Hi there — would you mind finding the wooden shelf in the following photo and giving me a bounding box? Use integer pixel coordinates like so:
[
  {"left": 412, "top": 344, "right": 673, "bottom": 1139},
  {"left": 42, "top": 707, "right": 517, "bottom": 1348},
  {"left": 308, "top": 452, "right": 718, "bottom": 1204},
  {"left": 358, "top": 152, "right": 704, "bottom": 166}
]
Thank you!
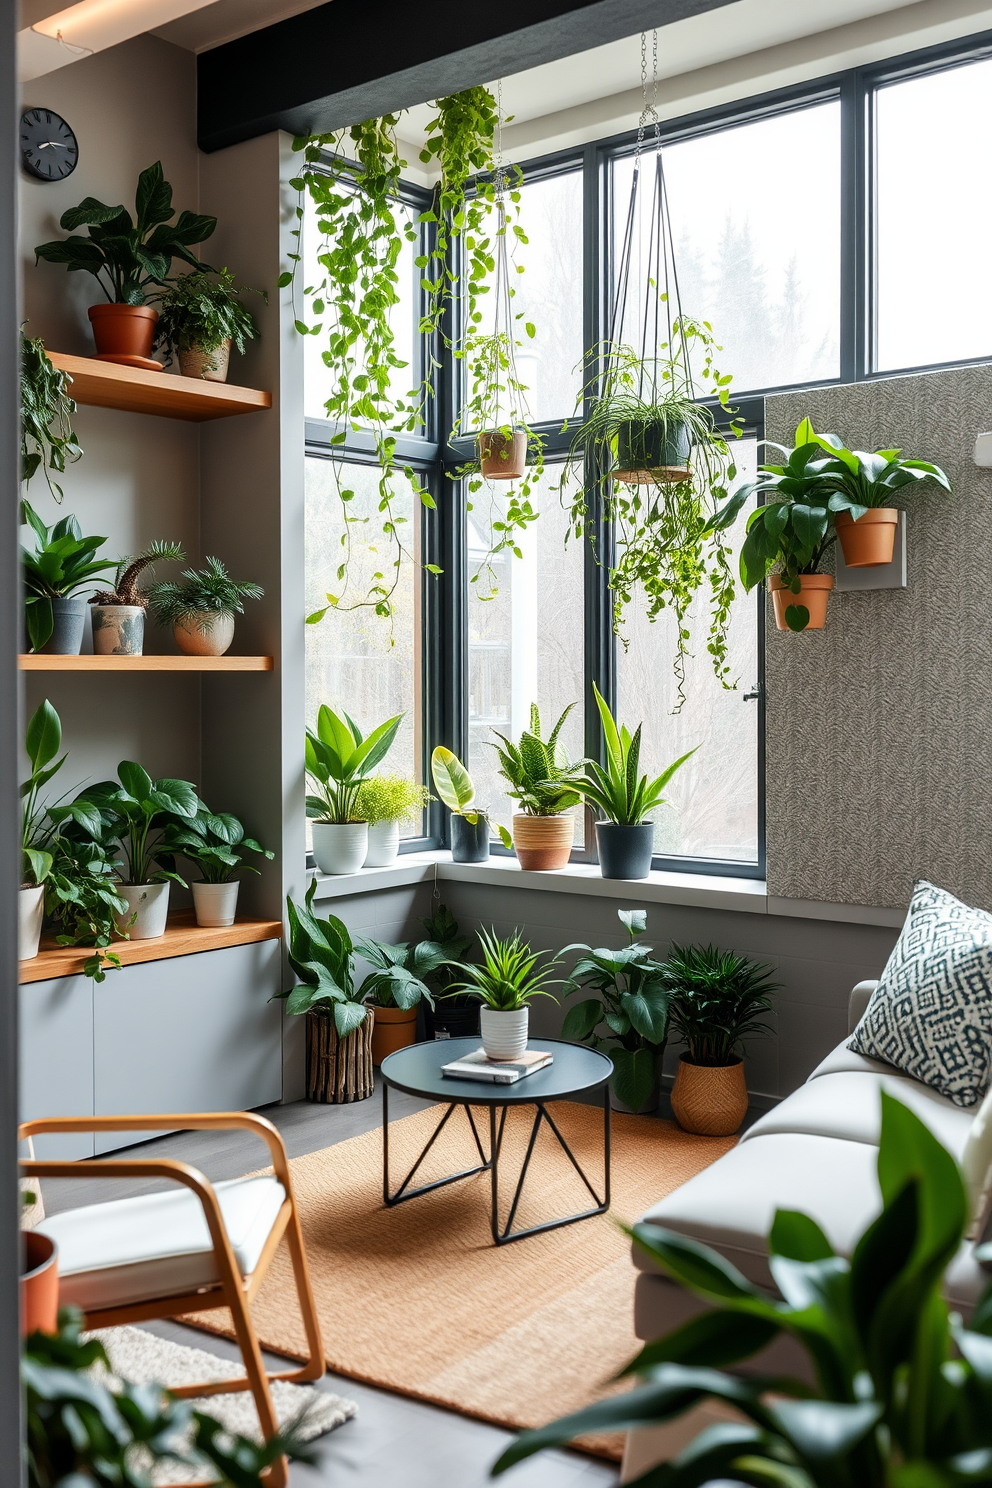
[
  {"left": 20, "top": 654, "right": 273, "bottom": 672},
  {"left": 49, "top": 353, "right": 272, "bottom": 422},
  {"left": 20, "top": 911, "right": 282, "bottom": 984}
]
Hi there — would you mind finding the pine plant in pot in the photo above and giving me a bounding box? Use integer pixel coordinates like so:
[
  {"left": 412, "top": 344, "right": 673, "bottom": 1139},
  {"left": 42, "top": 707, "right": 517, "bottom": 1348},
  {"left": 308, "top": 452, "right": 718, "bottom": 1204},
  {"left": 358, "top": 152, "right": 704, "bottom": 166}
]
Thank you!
[
  {"left": 146, "top": 556, "right": 263, "bottom": 657},
  {"left": 20, "top": 332, "right": 82, "bottom": 505},
  {"left": 20, "top": 500, "right": 117, "bottom": 656},
  {"left": 160, "top": 807, "right": 272, "bottom": 927},
  {"left": 357, "top": 936, "right": 445, "bottom": 1063},
  {"left": 445, "top": 928, "right": 557, "bottom": 1062},
  {"left": 559, "top": 909, "right": 671, "bottom": 1113},
  {"left": 34, "top": 161, "right": 216, "bottom": 368},
  {"left": 305, "top": 705, "right": 403, "bottom": 874},
  {"left": 664, "top": 942, "right": 778, "bottom": 1136},
  {"left": 431, "top": 746, "right": 491, "bottom": 863},
  {"left": 581, "top": 685, "right": 696, "bottom": 880},
  {"left": 89, "top": 540, "right": 185, "bottom": 656},
  {"left": 156, "top": 266, "right": 264, "bottom": 382},
  {"left": 492, "top": 703, "right": 584, "bottom": 870},
  {"left": 354, "top": 775, "right": 432, "bottom": 867}
]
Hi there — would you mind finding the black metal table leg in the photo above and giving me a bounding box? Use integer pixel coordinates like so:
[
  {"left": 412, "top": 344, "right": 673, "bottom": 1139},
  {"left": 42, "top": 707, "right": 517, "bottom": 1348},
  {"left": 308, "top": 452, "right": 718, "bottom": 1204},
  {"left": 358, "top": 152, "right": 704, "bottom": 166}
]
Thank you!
[
  {"left": 382, "top": 1096, "right": 491, "bottom": 1207},
  {"left": 489, "top": 1098, "right": 612, "bottom": 1246}
]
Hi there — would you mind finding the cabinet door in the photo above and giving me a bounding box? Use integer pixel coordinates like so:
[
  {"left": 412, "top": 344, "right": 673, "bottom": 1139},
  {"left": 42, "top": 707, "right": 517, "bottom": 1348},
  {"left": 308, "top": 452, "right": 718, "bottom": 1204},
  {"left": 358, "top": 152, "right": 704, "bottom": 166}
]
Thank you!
[
  {"left": 20, "top": 977, "right": 95, "bottom": 1160},
  {"left": 93, "top": 940, "right": 282, "bottom": 1154}
]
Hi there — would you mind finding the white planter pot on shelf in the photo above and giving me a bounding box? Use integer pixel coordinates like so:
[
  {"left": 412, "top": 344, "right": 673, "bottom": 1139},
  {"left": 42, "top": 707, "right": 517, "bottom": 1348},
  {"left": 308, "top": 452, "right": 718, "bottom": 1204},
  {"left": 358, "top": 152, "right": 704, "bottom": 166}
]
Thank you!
[
  {"left": 192, "top": 880, "right": 239, "bottom": 927},
  {"left": 312, "top": 822, "right": 368, "bottom": 875},
  {"left": 363, "top": 819, "right": 400, "bottom": 868},
  {"left": 174, "top": 610, "right": 235, "bottom": 657},
  {"left": 19, "top": 885, "right": 45, "bottom": 961},
  {"left": 480, "top": 1006, "right": 529, "bottom": 1062},
  {"left": 115, "top": 882, "right": 170, "bottom": 940}
]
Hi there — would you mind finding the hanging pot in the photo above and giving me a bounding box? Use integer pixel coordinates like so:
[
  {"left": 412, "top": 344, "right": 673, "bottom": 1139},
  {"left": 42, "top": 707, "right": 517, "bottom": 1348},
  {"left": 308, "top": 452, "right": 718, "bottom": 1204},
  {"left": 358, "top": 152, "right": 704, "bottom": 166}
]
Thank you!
[
  {"left": 21, "top": 1231, "right": 58, "bottom": 1337},
  {"left": 671, "top": 1054, "right": 748, "bottom": 1136},
  {"left": 306, "top": 1007, "right": 374, "bottom": 1102},
  {"left": 835, "top": 508, "right": 899, "bottom": 568},
  {"left": 370, "top": 1004, "right": 418, "bottom": 1064},
  {"left": 192, "top": 880, "right": 239, "bottom": 927},
  {"left": 312, "top": 822, "right": 369, "bottom": 875},
  {"left": 595, "top": 821, "right": 655, "bottom": 880},
  {"left": 478, "top": 429, "right": 527, "bottom": 480},
  {"left": 115, "top": 882, "right": 170, "bottom": 939},
  {"left": 174, "top": 611, "right": 235, "bottom": 657},
  {"left": 178, "top": 338, "right": 231, "bottom": 383},
  {"left": 768, "top": 574, "right": 833, "bottom": 632},
  {"left": 91, "top": 604, "right": 145, "bottom": 656},
  {"left": 42, "top": 595, "right": 88, "bottom": 656},
  {"left": 88, "top": 303, "right": 162, "bottom": 369},
  {"left": 451, "top": 812, "right": 490, "bottom": 863},
  {"left": 614, "top": 420, "right": 692, "bottom": 484},
  {"left": 480, "top": 1006, "right": 529, "bottom": 1061},
  {"left": 19, "top": 885, "right": 46, "bottom": 961},
  {"left": 512, "top": 812, "right": 573, "bottom": 870},
  {"left": 364, "top": 820, "right": 400, "bottom": 868}
]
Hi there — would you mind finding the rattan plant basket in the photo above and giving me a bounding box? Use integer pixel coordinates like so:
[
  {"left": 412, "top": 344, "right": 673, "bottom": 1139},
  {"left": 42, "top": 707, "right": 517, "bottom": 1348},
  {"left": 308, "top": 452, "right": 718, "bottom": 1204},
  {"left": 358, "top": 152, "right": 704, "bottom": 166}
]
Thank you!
[
  {"left": 670, "top": 1055, "right": 748, "bottom": 1136},
  {"left": 307, "top": 1007, "right": 374, "bottom": 1103}
]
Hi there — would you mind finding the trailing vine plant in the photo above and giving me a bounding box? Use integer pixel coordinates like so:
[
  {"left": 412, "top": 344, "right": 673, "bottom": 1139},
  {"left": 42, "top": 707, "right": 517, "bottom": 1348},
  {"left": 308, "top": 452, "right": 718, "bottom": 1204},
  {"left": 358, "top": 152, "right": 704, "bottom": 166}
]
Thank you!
[{"left": 21, "top": 332, "right": 82, "bottom": 502}]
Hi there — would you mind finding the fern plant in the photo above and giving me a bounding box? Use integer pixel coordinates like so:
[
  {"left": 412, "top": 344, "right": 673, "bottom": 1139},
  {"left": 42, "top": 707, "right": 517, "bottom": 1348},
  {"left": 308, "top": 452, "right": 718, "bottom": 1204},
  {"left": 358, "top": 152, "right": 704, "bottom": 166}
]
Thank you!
[
  {"left": 146, "top": 557, "right": 263, "bottom": 629},
  {"left": 492, "top": 703, "right": 584, "bottom": 817}
]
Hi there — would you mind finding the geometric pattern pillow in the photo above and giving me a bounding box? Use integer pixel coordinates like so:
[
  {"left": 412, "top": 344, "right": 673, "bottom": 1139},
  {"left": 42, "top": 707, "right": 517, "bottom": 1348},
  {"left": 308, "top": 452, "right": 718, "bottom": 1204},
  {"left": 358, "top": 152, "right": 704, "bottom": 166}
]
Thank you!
[{"left": 849, "top": 880, "right": 992, "bottom": 1108}]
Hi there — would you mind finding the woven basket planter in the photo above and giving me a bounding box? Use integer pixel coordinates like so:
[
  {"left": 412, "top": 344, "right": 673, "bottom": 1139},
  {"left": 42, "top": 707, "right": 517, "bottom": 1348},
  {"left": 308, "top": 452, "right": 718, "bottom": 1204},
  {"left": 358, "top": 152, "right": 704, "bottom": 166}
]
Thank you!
[
  {"left": 670, "top": 1055, "right": 748, "bottom": 1136},
  {"left": 306, "top": 1008, "right": 374, "bottom": 1103}
]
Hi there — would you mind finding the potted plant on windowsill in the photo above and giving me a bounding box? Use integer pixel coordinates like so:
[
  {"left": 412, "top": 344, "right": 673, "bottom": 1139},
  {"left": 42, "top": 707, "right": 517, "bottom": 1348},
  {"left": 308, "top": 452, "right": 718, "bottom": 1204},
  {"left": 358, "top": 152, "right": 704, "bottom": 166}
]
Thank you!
[
  {"left": 306, "top": 705, "right": 403, "bottom": 874},
  {"left": 20, "top": 500, "right": 117, "bottom": 656},
  {"left": 492, "top": 703, "right": 583, "bottom": 870},
  {"left": 156, "top": 266, "right": 265, "bottom": 383},
  {"left": 161, "top": 807, "right": 273, "bottom": 926},
  {"left": 445, "top": 928, "right": 557, "bottom": 1062},
  {"left": 354, "top": 775, "right": 432, "bottom": 868},
  {"left": 89, "top": 540, "right": 185, "bottom": 656},
  {"left": 558, "top": 908, "right": 671, "bottom": 1113},
  {"left": 357, "top": 937, "right": 444, "bottom": 1063},
  {"left": 580, "top": 685, "right": 696, "bottom": 880},
  {"left": 664, "top": 943, "right": 778, "bottom": 1135},
  {"left": 431, "top": 746, "right": 491, "bottom": 863},
  {"left": 34, "top": 161, "right": 216, "bottom": 368},
  {"left": 21, "top": 332, "right": 82, "bottom": 505},
  {"left": 146, "top": 556, "right": 263, "bottom": 658}
]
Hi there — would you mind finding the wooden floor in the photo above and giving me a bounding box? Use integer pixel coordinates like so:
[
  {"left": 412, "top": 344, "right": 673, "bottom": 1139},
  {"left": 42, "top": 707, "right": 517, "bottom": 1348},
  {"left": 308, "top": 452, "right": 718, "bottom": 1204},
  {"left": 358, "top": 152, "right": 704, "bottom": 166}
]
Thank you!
[{"left": 41, "top": 1091, "right": 621, "bottom": 1488}]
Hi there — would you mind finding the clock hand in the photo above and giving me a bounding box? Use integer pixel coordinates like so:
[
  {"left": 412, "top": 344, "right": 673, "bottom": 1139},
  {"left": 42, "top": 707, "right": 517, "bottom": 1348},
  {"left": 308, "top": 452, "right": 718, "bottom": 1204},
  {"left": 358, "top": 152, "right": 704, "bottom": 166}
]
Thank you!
[{"left": 38, "top": 141, "right": 69, "bottom": 150}]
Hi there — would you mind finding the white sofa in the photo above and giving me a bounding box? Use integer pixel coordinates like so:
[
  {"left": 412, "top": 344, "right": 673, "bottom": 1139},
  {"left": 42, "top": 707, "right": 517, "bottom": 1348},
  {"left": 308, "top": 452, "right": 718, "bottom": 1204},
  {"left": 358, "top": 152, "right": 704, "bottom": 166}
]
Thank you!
[{"left": 633, "top": 980, "right": 989, "bottom": 1358}]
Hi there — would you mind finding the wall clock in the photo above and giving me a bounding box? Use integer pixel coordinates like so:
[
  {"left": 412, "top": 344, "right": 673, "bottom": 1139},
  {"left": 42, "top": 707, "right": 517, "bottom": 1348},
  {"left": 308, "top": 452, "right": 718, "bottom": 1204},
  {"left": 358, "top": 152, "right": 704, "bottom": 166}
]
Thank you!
[{"left": 20, "top": 108, "right": 79, "bottom": 182}]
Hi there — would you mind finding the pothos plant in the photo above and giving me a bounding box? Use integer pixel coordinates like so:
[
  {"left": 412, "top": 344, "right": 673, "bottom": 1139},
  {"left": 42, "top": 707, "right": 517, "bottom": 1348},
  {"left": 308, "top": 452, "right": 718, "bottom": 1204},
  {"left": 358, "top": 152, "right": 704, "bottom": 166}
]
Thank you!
[{"left": 20, "top": 333, "right": 82, "bottom": 503}]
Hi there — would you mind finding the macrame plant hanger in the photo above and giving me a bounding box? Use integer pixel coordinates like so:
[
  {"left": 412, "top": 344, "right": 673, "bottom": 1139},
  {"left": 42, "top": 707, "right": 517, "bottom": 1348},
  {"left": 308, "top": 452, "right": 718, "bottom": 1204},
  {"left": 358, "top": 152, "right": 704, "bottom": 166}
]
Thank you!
[{"left": 609, "top": 29, "right": 694, "bottom": 486}]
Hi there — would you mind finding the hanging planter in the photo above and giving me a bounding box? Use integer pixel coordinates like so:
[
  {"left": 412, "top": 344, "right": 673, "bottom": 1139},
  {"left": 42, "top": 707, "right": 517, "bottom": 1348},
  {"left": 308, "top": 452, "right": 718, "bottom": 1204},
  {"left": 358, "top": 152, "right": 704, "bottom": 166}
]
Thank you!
[
  {"left": 477, "top": 428, "right": 527, "bottom": 480},
  {"left": 613, "top": 419, "right": 692, "bottom": 485},
  {"left": 768, "top": 574, "right": 834, "bottom": 632}
]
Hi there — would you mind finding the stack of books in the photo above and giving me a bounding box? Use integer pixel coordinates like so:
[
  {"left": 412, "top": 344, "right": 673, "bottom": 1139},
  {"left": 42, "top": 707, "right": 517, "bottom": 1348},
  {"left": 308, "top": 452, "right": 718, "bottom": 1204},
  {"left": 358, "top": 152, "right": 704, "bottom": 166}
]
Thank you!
[{"left": 441, "top": 1048, "right": 554, "bottom": 1085}]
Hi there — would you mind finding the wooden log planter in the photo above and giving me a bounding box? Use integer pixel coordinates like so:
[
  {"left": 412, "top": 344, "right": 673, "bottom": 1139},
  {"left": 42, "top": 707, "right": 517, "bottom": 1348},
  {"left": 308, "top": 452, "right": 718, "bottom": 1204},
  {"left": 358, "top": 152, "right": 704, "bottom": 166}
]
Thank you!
[{"left": 306, "top": 1008, "right": 375, "bottom": 1103}]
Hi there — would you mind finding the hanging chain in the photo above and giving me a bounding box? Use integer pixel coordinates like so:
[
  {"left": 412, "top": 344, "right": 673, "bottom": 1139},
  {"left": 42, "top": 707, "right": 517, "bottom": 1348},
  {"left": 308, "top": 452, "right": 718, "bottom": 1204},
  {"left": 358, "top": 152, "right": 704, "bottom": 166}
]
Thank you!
[
  {"left": 636, "top": 30, "right": 660, "bottom": 156},
  {"left": 494, "top": 77, "right": 507, "bottom": 199}
]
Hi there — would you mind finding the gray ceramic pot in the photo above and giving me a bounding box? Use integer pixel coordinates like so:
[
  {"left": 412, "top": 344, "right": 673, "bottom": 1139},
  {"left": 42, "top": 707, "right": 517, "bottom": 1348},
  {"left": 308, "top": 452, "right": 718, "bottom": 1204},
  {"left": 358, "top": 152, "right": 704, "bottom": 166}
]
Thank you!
[
  {"left": 595, "top": 820, "right": 655, "bottom": 880},
  {"left": 42, "top": 595, "right": 88, "bottom": 655},
  {"left": 450, "top": 812, "right": 490, "bottom": 863}
]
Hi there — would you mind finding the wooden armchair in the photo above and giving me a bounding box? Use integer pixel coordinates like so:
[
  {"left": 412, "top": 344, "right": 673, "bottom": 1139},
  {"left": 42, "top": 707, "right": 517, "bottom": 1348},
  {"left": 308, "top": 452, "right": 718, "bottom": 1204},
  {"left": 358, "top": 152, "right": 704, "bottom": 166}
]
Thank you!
[{"left": 20, "top": 1112, "right": 325, "bottom": 1488}]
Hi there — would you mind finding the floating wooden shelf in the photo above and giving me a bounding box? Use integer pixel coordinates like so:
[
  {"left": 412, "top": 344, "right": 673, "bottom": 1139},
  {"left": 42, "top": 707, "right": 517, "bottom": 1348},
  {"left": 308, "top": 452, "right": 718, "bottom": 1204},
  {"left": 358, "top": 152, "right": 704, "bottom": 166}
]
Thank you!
[
  {"left": 49, "top": 352, "right": 272, "bottom": 422},
  {"left": 20, "top": 654, "right": 274, "bottom": 672},
  {"left": 19, "top": 911, "right": 283, "bottom": 984}
]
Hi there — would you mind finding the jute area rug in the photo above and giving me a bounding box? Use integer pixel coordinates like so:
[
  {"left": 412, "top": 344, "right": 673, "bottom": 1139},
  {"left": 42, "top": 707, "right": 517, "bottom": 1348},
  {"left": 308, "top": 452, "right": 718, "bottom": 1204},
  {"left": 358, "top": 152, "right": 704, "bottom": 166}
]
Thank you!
[{"left": 185, "top": 1101, "right": 734, "bottom": 1460}]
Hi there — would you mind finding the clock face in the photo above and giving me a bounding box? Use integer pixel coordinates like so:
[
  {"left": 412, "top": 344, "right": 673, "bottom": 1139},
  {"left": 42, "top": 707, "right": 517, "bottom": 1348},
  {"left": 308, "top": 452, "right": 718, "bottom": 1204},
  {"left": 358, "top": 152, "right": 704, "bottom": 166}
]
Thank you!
[{"left": 21, "top": 108, "right": 78, "bottom": 182}]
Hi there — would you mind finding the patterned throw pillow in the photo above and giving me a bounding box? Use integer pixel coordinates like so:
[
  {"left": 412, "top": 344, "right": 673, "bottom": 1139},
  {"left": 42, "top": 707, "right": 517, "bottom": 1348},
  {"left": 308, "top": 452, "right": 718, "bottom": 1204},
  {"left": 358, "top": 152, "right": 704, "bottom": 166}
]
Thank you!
[{"left": 849, "top": 880, "right": 992, "bottom": 1108}]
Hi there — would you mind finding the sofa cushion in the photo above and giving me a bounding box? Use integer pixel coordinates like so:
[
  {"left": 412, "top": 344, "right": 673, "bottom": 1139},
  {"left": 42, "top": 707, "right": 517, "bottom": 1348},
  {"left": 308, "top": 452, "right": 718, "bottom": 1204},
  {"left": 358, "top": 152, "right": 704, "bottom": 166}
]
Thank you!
[
  {"left": 37, "top": 1174, "right": 285, "bottom": 1311},
  {"left": 808, "top": 1041, "right": 904, "bottom": 1082},
  {"left": 742, "top": 1071, "right": 974, "bottom": 1160},
  {"left": 849, "top": 880, "right": 992, "bottom": 1108}
]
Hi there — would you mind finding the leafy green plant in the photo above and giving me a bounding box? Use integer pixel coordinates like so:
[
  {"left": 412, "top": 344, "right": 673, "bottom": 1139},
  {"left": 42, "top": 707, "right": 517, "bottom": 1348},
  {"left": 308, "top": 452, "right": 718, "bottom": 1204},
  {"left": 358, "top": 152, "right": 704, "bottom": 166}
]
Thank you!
[
  {"left": 664, "top": 943, "right": 778, "bottom": 1067},
  {"left": 445, "top": 927, "right": 557, "bottom": 1012},
  {"left": 156, "top": 265, "right": 264, "bottom": 363},
  {"left": 20, "top": 332, "right": 82, "bottom": 502},
  {"left": 147, "top": 556, "right": 263, "bottom": 630},
  {"left": 581, "top": 684, "right": 696, "bottom": 826},
  {"left": 419, "top": 902, "right": 474, "bottom": 1009},
  {"left": 34, "top": 161, "right": 216, "bottom": 305},
  {"left": 431, "top": 746, "right": 490, "bottom": 826},
  {"left": 305, "top": 705, "right": 403, "bottom": 824},
  {"left": 161, "top": 807, "right": 272, "bottom": 884},
  {"left": 20, "top": 499, "right": 117, "bottom": 652},
  {"left": 356, "top": 937, "right": 445, "bottom": 1010},
  {"left": 278, "top": 879, "right": 371, "bottom": 1036},
  {"left": 21, "top": 699, "right": 64, "bottom": 888},
  {"left": 65, "top": 765, "right": 200, "bottom": 887},
  {"left": 558, "top": 908, "right": 671, "bottom": 1112},
  {"left": 25, "top": 1306, "right": 311, "bottom": 1487},
  {"left": 91, "top": 539, "right": 185, "bottom": 608},
  {"left": 799, "top": 417, "right": 952, "bottom": 514},
  {"left": 354, "top": 774, "right": 431, "bottom": 827},
  {"left": 492, "top": 703, "right": 584, "bottom": 818},
  {"left": 43, "top": 833, "right": 128, "bottom": 982},
  {"left": 496, "top": 1093, "right": 992, "bottom": 1488}
]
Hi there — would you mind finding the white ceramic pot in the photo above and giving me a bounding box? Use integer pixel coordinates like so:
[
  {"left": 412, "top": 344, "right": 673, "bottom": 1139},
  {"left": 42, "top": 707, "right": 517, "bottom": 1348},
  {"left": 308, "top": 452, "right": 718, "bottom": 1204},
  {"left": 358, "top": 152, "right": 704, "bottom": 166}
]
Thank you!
[
  {"left": 364, "top": 819, "right": 400, "bottom": 868},
  {"left": 174, "top": 611, "right": 235, "bottom": 657},
  {"left": 91, "top": 604, "right": 145, "bottom": 656},
  {"left": 18, "top": 885, "right": 45, "bottom": 961},
  {"left": 480, "top": 1006, "right": 529, "bottom": 1062},
  {"left": 312, "top": 822, "right": 369, "bottom": 875},
  {"left": 115, "top": 882, "right": 170, "bottom": 939},
  {"left": 192, "top": 880, "right": 240, "bottom": 927}
]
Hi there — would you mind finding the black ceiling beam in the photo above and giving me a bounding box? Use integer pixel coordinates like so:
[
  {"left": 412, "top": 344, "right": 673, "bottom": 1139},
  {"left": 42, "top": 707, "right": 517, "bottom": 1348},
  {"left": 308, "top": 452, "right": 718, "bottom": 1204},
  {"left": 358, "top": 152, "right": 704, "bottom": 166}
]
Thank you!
[{"left": 197, "top": 0, "right": 740, "bottom": 153}]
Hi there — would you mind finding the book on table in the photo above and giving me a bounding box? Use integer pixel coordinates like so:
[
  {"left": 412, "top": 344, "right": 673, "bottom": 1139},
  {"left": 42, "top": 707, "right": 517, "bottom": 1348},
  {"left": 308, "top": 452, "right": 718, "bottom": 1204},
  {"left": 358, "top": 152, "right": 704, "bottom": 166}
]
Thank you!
[{"left": 441, "top": 1048, "right": 554, "bottom": 1084}]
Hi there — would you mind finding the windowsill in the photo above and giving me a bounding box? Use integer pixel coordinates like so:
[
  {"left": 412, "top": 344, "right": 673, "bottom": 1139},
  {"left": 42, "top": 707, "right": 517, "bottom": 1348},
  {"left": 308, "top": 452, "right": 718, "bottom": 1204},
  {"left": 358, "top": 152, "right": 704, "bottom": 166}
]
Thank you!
[{"left": 308, "top": 851, "right": 905, "bottom": 928}]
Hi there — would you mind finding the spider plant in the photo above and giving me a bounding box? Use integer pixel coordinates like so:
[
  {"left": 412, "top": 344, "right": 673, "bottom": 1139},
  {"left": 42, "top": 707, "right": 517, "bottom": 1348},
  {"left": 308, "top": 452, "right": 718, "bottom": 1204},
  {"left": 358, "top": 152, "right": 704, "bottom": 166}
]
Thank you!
[
  {"left": 581, "top": 684, "right": 696, "bottom": 826},
  {"left": 664, "top": 943, "right": 778, "bottom": 1067},
  {"left": 445, "top": 928, "right": 558, "bottom": 1011}
]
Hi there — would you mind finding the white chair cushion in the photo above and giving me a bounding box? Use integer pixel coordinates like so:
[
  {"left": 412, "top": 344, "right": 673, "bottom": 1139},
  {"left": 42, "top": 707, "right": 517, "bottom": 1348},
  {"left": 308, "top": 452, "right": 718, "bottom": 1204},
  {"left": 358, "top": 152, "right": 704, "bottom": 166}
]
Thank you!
[
  {"left": 38, "top": 1174, "right": 285, "bottom": 1311},
  {"left": 807, "top": 1041, "right": 904, "bottom": 1082}
]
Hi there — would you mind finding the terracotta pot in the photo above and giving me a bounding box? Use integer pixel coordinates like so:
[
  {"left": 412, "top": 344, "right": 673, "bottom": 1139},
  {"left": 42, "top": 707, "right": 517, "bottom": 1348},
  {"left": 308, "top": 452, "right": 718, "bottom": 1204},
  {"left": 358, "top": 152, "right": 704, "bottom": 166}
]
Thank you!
[
  {"left": 88, "top": 303, "right": 161, "bottom": 368},
  {"left": 478, "top": 429, "right": 526, "bottom": 480},
  {"left": 512, "top": 812, "right": 574, "bottom": 870},
  {"left": 835, "top": 507, "right": 899, "bottom": 568},
  {"left": 370, "top": 1004, "right": 417, "bottom": 1064},
  {"left": 768, "top": 574, "right": 834, "bottom": 632},
  {"left": 174, "top": 611, "right": 235, "bottom": 657},
  {"left": 306, "top": 1007, "right": 374, "bottom": 1102},
  {"left": 21, "top": 1231, "right": 58, "bottom": 1337},
  {"left": 178, "top": 338, "right": 231, "bottom": 383},
  {"left": 671, "top": 1055, "right": 748, "bottom": 1136}
]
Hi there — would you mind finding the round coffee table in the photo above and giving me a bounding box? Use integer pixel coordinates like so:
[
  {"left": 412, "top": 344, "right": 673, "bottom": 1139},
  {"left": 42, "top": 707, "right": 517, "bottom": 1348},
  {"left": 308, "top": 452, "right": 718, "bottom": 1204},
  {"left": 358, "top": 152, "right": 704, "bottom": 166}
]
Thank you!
[{"left": 379, "top": 1038, "right": 613, "bottom": 1246}]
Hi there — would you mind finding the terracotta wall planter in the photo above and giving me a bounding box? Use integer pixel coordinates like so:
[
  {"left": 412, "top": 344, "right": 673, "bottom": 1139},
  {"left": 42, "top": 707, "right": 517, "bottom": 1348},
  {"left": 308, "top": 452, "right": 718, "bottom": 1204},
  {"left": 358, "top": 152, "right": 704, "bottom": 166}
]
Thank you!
[
  {"left": 370, "top": 1004, "right": 417, "bottom": 1064},
  {"left": 307, "top": 1008, "right": 374, "bottom": 1102},
  {"left": 512, "top": 812, "right": 574, "bottom": 870},
  {"left": 768, "top": 574, "right": 834, "bottom": 631},
  {"left": 88, "top": 303, "right": 161, "bottom": 369},
  {"left": 835, "top": 508, "right": 899, "bottom": 568},
  {"left": 670, "top": 1055, "right": 748, "bottom": 1136},
  {"left": 478, "top": 429, "right": 526, "bottom": 480},
  {"left": 21, "top": 1231, "right": 58, "bottom": 1337},
  {"left": 178, "top": 338, "right": 231, "bottom": 383}
]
